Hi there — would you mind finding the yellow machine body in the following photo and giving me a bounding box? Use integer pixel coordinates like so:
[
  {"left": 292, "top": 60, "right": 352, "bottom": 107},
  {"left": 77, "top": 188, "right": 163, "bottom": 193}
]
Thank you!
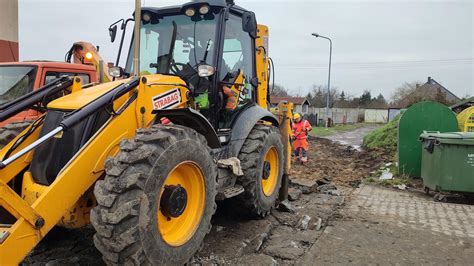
[{"left": 0, "top": 7, "right": 289, "bottom": 262}]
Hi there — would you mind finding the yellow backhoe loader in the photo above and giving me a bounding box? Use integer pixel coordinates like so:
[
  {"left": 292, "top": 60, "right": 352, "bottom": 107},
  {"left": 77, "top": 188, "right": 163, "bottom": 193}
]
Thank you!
[{"left": 0, "top": 0, "right": 292, "bottom": 264}]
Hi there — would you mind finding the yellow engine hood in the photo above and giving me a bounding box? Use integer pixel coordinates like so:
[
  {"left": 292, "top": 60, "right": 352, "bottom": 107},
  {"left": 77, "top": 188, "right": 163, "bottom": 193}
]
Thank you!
[{"left": 47, "top": 75, "right": 187, "bottom": 110}]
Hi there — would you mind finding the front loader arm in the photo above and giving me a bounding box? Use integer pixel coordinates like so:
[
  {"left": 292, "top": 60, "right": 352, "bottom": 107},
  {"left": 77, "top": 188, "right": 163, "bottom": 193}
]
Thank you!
[{"left": 0, "top": 79, "right": 142, "bottom": 264}]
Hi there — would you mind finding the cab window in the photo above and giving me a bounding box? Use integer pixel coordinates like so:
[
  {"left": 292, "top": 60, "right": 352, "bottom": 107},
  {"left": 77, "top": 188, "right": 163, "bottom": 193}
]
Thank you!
[
  {"left": 220, "top": 13, "right": 255, "bottom": 103},
  {"left": 44, "top": 72, "right": 90, "bottom": 85}
]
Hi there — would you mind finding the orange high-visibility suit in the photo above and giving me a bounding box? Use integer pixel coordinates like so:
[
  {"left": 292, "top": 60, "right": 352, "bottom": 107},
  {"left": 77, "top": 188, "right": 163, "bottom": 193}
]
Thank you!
[{"left": 292, "top": 119, "right": 312, "bottom": 151}]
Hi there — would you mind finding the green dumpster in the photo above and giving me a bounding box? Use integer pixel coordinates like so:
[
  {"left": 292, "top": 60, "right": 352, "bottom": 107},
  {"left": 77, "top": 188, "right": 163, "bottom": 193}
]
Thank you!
[{"left": 420, "top": 132, "right": 474, "bottom": 193}]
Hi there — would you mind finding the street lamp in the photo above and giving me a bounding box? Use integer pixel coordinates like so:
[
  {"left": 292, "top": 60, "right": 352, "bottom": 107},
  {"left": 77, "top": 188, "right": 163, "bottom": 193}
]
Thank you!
[{"left": 311, "top": 33, "right": 332, "bottom": 128}]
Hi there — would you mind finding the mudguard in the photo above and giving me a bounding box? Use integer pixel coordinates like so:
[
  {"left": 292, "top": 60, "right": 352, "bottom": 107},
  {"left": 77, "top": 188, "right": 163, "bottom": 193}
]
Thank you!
[
  {"left": 153, "top": 108, "right": 221, "bottom": 148},
  {"left": 229, "top": 105, "right": 279, "bottom": 157}
]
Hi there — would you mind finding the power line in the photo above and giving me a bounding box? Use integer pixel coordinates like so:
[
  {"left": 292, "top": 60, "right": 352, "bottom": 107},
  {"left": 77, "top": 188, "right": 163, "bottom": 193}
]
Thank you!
[{"left": 278, "top": 58, "right": 474, "bottom": 70}]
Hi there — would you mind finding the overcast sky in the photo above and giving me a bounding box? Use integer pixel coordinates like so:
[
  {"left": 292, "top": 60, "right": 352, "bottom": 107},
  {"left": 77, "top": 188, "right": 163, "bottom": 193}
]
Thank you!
[{"left": 19, "top": 0, "right": 473, "bottom": 99}]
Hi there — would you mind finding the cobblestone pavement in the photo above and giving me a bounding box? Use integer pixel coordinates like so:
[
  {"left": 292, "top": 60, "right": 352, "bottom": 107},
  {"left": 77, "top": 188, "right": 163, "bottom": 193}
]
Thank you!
[
  {"left": 302, "top": 184, "right": 474, "bottom": 265},
  {"left": 349, "top": 185, "right": 474, "bottom": 238}
]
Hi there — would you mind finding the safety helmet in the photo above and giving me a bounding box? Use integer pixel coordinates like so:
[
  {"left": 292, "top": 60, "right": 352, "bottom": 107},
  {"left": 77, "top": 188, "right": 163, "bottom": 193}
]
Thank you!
[{"left": 293, "top": 113, "right": 301, "bottom": 120}]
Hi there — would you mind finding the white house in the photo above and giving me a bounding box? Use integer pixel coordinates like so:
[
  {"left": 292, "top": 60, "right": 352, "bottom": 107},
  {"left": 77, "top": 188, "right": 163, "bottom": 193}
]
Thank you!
[{"left": 270, "top": 97, "right": 310, "bottom": 114}]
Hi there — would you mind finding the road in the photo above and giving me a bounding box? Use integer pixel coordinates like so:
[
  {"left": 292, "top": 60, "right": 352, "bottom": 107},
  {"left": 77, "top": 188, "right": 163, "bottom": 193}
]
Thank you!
[
  {"left": 300, "top": 185, "right": 474, "bottom": 265},
  {"left": 322, "top": 124, "right": 380, "bottom": 150}
]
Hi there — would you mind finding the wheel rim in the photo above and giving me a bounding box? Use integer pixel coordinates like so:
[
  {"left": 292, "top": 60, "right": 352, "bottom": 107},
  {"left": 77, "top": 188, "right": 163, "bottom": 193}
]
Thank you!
[
  {"left": 261, "top": 147, "right": 279, "bottom": 196},
  {"left": 157, "top": 161, "right": 206, "bottom": 247}
]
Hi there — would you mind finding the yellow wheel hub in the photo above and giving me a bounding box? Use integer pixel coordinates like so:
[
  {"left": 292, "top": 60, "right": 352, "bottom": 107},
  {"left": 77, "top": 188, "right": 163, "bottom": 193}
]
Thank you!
[
  {"left": 261, "top": 147, "right": 279, "bottom": 196},
  {"left": 157, "top": 161, "right": 205, "bottom": 247}
]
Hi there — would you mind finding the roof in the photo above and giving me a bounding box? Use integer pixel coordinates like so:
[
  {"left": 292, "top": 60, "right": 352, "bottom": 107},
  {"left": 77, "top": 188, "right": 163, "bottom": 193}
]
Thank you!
[
  {"left": 270, "top": 97, "right": 310, "bottom": 105},
  {"left": 0, "top": 61, "right": 96, "bottom": 71},
  {"left": 395, "top": 77, "right": 461, "bottom": 108},
  {"left": 450, "top": 96, "right": 474, "bottom": 110}
]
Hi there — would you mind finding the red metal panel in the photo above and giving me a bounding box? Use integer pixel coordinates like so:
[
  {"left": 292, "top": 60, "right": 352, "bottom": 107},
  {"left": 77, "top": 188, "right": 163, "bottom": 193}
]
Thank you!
[{"left": 0, "top": 39, "right": 19, "bottom": 62}]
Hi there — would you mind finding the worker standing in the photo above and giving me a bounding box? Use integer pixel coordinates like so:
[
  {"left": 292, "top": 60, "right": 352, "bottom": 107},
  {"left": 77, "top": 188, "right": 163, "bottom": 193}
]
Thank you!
[{"left": 292, "top": 113, "right": 312, "bottom": 163}]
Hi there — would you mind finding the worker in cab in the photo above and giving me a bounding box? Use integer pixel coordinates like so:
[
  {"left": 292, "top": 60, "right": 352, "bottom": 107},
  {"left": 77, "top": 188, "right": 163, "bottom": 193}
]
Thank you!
[{"left": 292, "top": 113, "right": 312, "bottom": 163}]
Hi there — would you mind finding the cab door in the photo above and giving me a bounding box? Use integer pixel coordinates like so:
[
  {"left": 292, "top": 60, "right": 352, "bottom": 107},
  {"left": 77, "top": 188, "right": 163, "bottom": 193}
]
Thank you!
[{"left": 216, "top": 11, "right": 257, "bottom": 129}]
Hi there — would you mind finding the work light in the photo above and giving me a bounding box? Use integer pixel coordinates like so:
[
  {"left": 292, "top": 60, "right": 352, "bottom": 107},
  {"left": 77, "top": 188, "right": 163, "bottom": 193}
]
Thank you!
[
  {"left": 85, "top": 52, "right": 93, "bottom": 60},
  {"left": 142, "top": 12, "right": 151, "bottom": 22},
  {"left": 199, "top": 5, "right": 210, "bottom": 15},
  {"left": 185, "top": 8, "right": 195, "bottom": 17}
]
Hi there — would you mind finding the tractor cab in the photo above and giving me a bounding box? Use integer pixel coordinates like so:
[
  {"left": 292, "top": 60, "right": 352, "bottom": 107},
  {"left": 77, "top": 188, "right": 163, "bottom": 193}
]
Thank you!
[{"left": 116, "top": 0, "right": 260, "bottom": 130}]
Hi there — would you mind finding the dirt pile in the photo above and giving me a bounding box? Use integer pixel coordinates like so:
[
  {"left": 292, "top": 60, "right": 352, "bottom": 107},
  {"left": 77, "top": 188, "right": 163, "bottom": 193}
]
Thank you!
[
  {"left": 291, "top": 137, "right": 390, "bottom": 187},
  {"left": 363, "top": 115, "right": 400, "bottom": 153}
]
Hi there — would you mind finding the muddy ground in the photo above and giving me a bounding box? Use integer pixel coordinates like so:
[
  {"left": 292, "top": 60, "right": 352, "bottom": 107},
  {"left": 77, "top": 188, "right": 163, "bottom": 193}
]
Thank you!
[{"left": 23, "top": 131, "right": 388, "bottom": 265}]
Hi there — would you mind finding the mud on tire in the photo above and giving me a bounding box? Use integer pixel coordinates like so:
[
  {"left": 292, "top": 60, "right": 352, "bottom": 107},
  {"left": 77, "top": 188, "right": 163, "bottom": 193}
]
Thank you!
[
  {"left": 233, "top": 124, "right": 284, "bottom": 217},
  {"left": 91, "top": 124, "right": 217, "bottom": 265}
]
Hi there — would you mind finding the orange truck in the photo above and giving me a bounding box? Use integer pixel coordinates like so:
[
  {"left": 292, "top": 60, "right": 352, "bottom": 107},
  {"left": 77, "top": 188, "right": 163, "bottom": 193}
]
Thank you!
[{"left": 0, "top": 42, "right": 106, "bottom": 146}]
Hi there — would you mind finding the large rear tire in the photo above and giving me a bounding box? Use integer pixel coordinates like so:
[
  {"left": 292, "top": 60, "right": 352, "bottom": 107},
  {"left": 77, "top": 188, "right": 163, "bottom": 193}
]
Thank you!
[
  {"left": 234, "top": 124, "right": 284, "bottom": 217},
  {"left": 91, "top": 125, "right": 217, "bottom": 265}
]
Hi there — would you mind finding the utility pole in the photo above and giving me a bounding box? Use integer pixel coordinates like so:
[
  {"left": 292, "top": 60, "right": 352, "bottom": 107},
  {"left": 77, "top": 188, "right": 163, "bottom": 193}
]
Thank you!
[
  {"left": 311, "top": 33, "right": 332, "bottom": 127},
  {"left": 133, "top": 0, "right": 141, "bottom": 76}
]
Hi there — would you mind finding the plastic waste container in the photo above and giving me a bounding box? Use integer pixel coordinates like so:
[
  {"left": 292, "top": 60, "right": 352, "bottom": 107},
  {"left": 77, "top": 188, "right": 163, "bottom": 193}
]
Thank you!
[
  {"left": 420, "top": 132, "right": 474, "bottom": 193},
  {"left": 318, "top": 118, "right": 324, "bottom": 127}
]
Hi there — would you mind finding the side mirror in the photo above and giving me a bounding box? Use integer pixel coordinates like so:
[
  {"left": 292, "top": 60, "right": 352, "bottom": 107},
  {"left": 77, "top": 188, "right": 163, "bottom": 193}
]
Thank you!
[
  {"left": 198, "top": 65, "right": 216, "bottom": 77},
  {"left": 109, "top": 66, "right": 124, "bottom": 78},
  {"left": 109, "top": 25, "right": 118, "bottom": 43},
  {"left": 242, "top": 11, "right": 257, "bottom": 39}
]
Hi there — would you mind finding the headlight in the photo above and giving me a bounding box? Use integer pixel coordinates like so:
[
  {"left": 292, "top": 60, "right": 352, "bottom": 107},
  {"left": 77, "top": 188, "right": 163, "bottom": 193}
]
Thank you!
[
  {"left": 185, "top": 8, "right": 195, "bottom": 17},
  {"left": 142, "top": 12, "right": 151, "bottom": 22},
  {"left": 199, "top": 5, "right": 210, "bottom": 15},
  {"left": 85, "top": 52, "right": 93, "bottom": 60},
  {"left": 198, "top": 64, "right": 216, "bottom": 77}
]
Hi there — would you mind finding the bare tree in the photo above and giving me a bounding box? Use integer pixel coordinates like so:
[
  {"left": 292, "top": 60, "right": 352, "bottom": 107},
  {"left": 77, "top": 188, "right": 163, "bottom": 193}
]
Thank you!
[
  {"left": 270, "top": 84, "right": 289, "bottom": 97},
  {"left": 390, "top": 81, "right": 422, "bottom": 106}
]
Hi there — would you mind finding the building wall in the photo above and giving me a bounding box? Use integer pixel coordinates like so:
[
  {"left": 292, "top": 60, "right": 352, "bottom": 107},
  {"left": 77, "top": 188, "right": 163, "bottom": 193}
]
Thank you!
[
  {"left": 309, "top": 107, "right": 363, "bottom": 124},
  {"left": 365, "top": 109, "right": 389, "bottom": 123},
  {"left": 388, "top": 108, "right": 403, "bottom": 121},
  {"left": 0, "top": 0, "right": 19, "bottom": 62}
]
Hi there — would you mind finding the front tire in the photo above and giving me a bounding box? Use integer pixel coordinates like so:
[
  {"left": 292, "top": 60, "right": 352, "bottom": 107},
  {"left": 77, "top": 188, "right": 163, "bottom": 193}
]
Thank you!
[
  {"left": 91, "top": 125, "right": 217, "bottom": 265},
  {"left": 234, "top": 124, "right": 284, "bottom": 217}
]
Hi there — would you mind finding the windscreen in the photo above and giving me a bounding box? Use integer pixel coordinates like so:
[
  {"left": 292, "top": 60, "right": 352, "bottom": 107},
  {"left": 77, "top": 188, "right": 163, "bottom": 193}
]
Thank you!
[
  {"left": 125, "top": 14, "right": 218, "bottom": 76},
  {"left": 0, "top": 66, "right": 37, "bottom": 105}
]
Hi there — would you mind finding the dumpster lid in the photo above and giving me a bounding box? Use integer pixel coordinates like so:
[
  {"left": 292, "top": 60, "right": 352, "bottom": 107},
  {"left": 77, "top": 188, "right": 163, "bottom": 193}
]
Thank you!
[{"left": 420, "top": 132, "right": 474, "bottom": 145}]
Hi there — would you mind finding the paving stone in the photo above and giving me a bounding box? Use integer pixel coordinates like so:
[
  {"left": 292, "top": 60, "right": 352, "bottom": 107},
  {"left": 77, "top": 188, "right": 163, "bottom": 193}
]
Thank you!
[
  {"left": 264, "top": 239, "right": 305, "bottom": 260},
  {"left": 297, "top": 215, "right": 311, "bottom": 230},
  {"left": 288, "top": 187, "right": 302, "bottom": 201},
  {"left": 232, "top": 254, "right": 278, "bottom": 265},
  {"left": 242, "top": 233, "right": 268, "bottom": 253},
  {"left": 290, "top": 178, "right": 318, "bottom": 194},
  {"left": 278, "top": 200, "right": 296, "bottom": 213}
]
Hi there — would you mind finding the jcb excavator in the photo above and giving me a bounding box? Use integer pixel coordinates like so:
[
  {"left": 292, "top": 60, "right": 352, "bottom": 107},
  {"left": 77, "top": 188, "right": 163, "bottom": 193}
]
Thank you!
[{"left": 0, "top": 0, "right": 292, "bottom": 264}]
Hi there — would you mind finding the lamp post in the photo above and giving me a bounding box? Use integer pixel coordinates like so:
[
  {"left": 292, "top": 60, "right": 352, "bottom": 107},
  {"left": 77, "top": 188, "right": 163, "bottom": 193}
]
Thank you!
[{"left": 311, "top": 33, "right": 332, "bottom": 127}]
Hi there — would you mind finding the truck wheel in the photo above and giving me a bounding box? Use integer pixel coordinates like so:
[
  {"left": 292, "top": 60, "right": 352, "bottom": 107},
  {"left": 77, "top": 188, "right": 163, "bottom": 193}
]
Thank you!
[
  {"left": 234, "top": 124, "right": 284, "bottom": 217},
  {"left": 91, "top": 125, "right": 217, "bottom": 265},
  {"left": 0, "top": 122, "right": 31, "bottom": 148}
]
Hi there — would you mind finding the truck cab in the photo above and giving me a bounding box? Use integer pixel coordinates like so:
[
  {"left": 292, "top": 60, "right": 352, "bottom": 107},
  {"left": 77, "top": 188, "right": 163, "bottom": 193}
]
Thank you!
[{"left": 0, "top": 61, "right": 98, "bottom": 126}]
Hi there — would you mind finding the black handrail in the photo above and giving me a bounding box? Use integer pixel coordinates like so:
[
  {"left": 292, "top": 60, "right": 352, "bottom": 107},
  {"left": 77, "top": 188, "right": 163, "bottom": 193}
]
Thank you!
[{"left": 0, "top": 76, "right": 74, "bottom": 122}]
